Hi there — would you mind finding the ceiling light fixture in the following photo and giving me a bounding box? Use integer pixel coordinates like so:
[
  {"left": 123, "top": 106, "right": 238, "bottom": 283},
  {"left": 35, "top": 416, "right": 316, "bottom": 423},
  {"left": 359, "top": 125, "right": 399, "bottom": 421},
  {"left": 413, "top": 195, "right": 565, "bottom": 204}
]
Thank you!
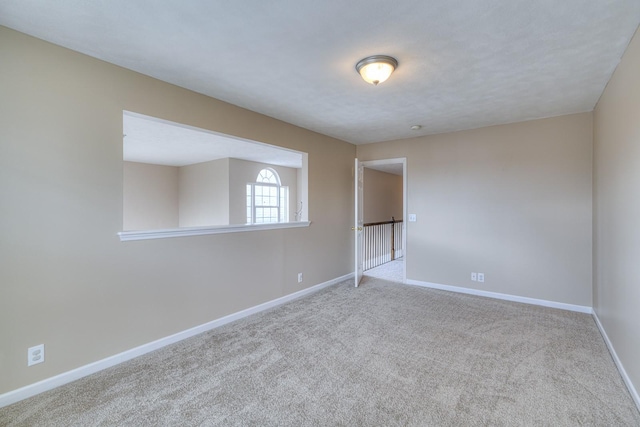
[{"left": 355, "top": 55, "right": 398, "bottom": 86}]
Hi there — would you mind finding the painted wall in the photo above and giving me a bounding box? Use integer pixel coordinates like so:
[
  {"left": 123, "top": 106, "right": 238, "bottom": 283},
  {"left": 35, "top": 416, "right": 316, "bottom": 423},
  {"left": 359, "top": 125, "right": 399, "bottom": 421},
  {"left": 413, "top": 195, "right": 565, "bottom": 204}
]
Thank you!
[
  {"left": 593, "top": 26, "right": 640, "bottom": 397},
  {"left": 0, "top": 26, "right": 355, "bottom": 395},
  {"left": 124, "top": 158, "right": 298, "bottom": 229},
  {"left": 228, "top": 159, "right": 298, "bottom": 225},
  {"left": 123, "top": 162, "right": 179, "bottom": 230},
  {"left": 357, "top": 113, "right": 593, "bottom": 306},
  {"left": 178, "top": 158, "right": 230, "bottom": 227},
  {"left": 363, "top": 168, "right": 403, "bottom": 223}
]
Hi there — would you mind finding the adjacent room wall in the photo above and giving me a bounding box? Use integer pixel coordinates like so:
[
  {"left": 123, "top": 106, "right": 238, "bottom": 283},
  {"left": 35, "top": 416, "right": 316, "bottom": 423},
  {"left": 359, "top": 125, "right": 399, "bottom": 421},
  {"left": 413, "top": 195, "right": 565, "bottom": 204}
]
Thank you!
[
  {"left": 123, "top": 157, "right": 298, "bottom": 229},
  {"left": 178, "top": 158, "right": 230, "bottom": 227},
  {"left": 593, "top": 27, "right": 640, "bottom": 399},
  {"left": 363, "top": 168, "right": 403, "bottom": 223},
  {"left": 0, "top": 26, "right": 355, "bottom": 395},
  {"left": 123, "top": 162, "right": 179, "bottom": 230},
  {"left": 357, "top": 113, "right": 593, "bottom": 307}
]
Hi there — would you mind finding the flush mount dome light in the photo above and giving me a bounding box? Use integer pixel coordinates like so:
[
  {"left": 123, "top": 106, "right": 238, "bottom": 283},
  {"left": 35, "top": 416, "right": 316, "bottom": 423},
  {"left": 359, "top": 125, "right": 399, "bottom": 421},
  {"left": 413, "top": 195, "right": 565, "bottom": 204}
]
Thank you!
[{"left": 356, "top": 55, "right": 398, "bottom": 86}]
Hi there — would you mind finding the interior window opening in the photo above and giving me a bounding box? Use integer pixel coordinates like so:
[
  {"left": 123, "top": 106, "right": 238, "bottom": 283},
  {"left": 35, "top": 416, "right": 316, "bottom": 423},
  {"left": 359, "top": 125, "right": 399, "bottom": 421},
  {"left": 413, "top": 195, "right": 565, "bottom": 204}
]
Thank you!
[{"left": 120, "top": 111, "right": 308, "bottom": 240}]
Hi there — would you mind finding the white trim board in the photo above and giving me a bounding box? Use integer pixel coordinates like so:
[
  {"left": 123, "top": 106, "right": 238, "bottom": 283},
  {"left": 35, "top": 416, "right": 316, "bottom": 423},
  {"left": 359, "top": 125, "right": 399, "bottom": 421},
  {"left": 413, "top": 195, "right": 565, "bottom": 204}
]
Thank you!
[
  {"left": 405, "top": 279, "right": 593, "bottom": 314},
  {"left": 592, "top": 312, "right": 640, "bottom": 411},
  {"left": 0, "top": 273, "right": 353, "bottom": 409},
  {"left": 119, "top": 221, "right": 311, "bottom": 241}
]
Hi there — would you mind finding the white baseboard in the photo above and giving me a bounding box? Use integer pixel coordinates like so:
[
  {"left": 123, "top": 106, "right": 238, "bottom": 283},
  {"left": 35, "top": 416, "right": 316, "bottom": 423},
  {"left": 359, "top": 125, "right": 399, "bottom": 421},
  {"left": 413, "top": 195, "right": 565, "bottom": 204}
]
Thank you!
[
  {"left": 405, "top": 279, "right": 593, "bottom": 314},
  {"left": 0, "top": 273, "right": 353, "bottom": 409},
  {"left": 592, "top": 312, "right": 640, "bottom": 411}
]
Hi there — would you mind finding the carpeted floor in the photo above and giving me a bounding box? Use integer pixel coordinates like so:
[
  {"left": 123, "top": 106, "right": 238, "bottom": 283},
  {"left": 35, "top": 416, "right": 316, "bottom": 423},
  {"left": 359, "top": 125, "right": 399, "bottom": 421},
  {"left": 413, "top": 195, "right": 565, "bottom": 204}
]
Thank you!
[
  {"left": 365, "top": 258, "right": 404, "bottom": 282},
  {"left": 2, "top": 276, "right": 639, "bottom": 426}
]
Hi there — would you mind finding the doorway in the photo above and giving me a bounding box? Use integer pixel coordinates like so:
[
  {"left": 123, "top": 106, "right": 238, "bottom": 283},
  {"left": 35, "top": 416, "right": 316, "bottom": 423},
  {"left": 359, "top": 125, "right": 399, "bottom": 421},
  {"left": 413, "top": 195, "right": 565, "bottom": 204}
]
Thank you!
[{"left": 355, "top": 158, "right": 407, "bottom": 285}]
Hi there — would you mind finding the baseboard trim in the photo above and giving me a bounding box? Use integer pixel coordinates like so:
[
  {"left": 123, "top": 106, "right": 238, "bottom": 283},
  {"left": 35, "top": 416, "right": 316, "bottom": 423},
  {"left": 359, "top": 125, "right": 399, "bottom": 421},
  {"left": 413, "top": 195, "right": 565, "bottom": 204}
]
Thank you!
[
  {"left": 0, "top": 273, "right": 353, "bottom": 409},
  {"left": 592, "top": 312, "right": 640, "bottom": 411},
  {"left": 405, "top": 279, "right": 593, "bottom": 314}
]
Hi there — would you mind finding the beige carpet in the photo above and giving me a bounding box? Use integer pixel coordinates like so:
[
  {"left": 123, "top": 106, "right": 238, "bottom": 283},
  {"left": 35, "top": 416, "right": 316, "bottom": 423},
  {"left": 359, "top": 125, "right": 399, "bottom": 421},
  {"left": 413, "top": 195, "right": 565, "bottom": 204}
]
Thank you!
[
  {"left": 364, "top": 258, "right": 404, "bottom": 282},
  {"left": 2, "top": 276, "right": 639, "bottom": 426}
]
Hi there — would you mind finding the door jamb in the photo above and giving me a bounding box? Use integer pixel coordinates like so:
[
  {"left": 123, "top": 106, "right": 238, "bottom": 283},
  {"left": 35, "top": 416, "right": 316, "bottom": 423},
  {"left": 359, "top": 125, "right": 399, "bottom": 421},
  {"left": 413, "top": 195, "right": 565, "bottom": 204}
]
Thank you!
[{"left": 359, "top": 158, "right": 407, "bottom": 284}]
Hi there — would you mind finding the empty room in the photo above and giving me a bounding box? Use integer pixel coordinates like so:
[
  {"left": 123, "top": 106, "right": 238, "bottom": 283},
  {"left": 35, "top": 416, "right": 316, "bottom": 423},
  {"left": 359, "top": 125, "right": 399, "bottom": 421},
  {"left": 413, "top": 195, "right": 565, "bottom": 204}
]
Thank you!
[{"left": 1, "top": 1, "right": 639, "bottom": 425}]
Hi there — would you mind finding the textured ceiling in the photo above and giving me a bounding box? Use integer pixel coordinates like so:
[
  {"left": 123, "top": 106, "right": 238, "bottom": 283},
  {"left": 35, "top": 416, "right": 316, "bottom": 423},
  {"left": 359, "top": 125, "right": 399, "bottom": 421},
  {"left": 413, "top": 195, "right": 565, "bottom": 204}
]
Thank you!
[
  {"left": 123, "top": 112, "right": 303, "bottom": 168},
  {"left": 1, "top": 1, "right": 639, "bottom": 144}
]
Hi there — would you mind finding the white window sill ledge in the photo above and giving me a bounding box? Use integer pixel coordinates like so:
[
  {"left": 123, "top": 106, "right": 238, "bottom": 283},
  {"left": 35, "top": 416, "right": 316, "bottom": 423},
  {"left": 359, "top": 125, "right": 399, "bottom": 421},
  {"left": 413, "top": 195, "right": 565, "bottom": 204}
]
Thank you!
[{"left": 118, "top": 221, "right": 311, "bottom": 242}]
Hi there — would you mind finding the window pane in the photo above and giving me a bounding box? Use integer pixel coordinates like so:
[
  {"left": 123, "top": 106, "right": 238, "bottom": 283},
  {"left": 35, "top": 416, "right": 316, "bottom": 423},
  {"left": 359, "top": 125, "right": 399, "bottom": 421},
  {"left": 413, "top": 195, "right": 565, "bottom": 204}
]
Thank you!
[
  {"left": 280, "top": 186, "right": 288, "bottom": 222},
  {"left": 251, "top": 171, "right": 288, "bottom": 224},
  {"left": 246, "top": 184, "right": 252, "bottom": 223},
  {"left": 256, "top": 168, "right": 279, "bottom": 184}
]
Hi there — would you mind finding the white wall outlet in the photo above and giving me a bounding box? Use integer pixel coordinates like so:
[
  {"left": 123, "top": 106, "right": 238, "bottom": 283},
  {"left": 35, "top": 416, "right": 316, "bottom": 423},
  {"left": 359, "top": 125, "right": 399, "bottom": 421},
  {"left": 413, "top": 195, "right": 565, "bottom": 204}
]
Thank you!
[
  {"left": 471, "top": 272, "right": 477, "bottom": 281},
  {"left": 478, "top": 273, "right": 485, "bottom": 283},
  {"left": 408, "top": 214, "right": 417, "bottom": 222},
  {"left": 297, "top": 273, "right": 303, "bottom": 283},
  {"left": 28, "top": 344, "right": 45, "bottom": 366}
]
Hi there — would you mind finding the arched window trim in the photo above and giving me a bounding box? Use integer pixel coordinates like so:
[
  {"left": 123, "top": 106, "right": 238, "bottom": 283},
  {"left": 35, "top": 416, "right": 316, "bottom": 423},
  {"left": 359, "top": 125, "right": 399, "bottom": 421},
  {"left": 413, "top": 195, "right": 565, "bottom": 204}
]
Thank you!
[
  {"left": 256, "top": 167, "right": 281, "bottom": 186},
  {"left": 247, "top": 168, "right": 288, "bottom": 224}
]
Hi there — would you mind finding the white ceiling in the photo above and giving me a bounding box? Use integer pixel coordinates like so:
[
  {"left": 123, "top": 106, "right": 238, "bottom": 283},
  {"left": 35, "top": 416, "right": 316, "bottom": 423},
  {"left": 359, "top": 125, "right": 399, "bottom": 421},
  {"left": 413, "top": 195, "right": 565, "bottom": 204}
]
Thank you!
[
  {"left": 123, "top": 112, "right": 303, "bottom": 168},
  {"left": 1, "top": 1, "right": 639, "bottom": 145}
]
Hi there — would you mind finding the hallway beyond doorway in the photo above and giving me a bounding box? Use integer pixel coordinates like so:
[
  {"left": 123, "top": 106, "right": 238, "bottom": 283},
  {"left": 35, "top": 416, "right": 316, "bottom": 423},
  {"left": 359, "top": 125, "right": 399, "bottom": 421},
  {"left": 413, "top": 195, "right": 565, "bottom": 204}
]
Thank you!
[{"left": 363, "top": 259, "right": 404, "bottom": 283}]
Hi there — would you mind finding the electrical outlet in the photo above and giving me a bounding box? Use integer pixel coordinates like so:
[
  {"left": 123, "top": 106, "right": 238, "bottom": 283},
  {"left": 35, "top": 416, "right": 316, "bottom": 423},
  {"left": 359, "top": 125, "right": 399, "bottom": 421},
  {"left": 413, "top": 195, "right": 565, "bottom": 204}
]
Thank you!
[
  {"left": 477, "top": 273, "right": 485, "bottom": 283},
  {"left": 471, "top": 272, "right": 477, "bottom": 281},
  {"left": 297, "top": 273, "right": 303, "bottom": 283},
  {"left": 28, "top": 344, "right": 45, "bottom": 366}
]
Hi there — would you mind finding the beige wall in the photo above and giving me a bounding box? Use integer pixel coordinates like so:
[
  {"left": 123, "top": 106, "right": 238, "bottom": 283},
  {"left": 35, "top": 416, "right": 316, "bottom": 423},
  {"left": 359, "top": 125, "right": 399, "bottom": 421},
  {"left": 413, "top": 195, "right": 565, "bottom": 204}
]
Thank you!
[
  {"left": 363, "top": 168, "right": 403, "bottom": 223},
  {"left": 178, "top": 158, "right": 230, "bottom": 227},
  {"left": 228, "top": 159, "right": 298, "bottom": 225},
  {"left": 124, "top": 157, "right": 298, "bottom": 229},
  {"left": 0, "top": 26, "right": 355, "bottom": 394},
  {"left": 357, "top": 113, "right": 593, "bottom": 306},
  {"left": 593, "top": 27, "right": 640, "bottom": 396},
  {"left": 123, "top": 162, "right": 179, "bottom": 230}
]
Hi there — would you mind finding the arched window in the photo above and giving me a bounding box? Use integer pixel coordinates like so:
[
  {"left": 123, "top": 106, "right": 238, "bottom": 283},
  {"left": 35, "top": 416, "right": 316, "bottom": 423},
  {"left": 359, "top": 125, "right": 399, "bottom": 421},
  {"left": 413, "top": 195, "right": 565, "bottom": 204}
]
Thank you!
[
  {"left": 257, "top": 168, "right": 279, "bottom": 185},
  {"left": 246, "top": 168, "right": 289, "bottom": 224}
]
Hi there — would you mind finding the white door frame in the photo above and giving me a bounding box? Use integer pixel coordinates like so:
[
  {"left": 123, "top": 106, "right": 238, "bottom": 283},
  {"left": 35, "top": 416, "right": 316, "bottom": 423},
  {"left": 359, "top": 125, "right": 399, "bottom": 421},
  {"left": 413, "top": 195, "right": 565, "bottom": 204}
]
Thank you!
[
  {"left": 359, "top": 157, "right": 407, "bottom": 284},
  {"left": 354, "top": 159, "right": 364, "bottom": 287}
]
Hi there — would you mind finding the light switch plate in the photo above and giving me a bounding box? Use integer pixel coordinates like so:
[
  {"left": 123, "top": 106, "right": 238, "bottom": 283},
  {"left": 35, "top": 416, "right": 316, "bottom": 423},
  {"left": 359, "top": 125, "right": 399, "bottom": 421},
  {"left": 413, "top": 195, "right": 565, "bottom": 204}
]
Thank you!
[{"left": 408, "top": 214, "right": 417, "bottom": 222}]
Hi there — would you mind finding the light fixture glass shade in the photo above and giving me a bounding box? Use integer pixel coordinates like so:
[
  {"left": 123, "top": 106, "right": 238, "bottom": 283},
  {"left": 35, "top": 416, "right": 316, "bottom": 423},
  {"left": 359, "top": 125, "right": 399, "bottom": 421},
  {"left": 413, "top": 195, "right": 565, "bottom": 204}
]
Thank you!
[{"left": 356, "top": 55, "right": 398, "bottom": 85}]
